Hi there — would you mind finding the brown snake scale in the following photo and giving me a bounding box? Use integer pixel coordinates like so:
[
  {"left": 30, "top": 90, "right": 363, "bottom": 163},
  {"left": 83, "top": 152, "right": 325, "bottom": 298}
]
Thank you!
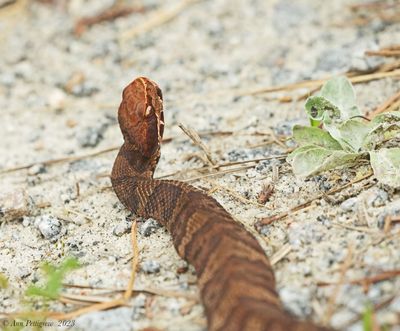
[{"left": 111, "top": 77, "right": 335, "bottom": 331}]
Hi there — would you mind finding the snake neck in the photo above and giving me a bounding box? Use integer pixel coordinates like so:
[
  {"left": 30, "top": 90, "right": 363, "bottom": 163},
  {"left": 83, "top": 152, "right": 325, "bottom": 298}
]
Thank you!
[{"left": 112, "top": 142, "right": 160, "bottom": 180}]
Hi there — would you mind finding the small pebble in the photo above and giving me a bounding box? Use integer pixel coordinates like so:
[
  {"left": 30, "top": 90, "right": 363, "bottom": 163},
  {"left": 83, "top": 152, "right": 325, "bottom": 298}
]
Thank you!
[
  {"left": 340, "top": 197, "right": 358, "bottom": 212},
  {"left": 27, "top": 163, "right": 46, "bottom": 176},
  {"left": 113, "top": 222, "right": 131, "bottom": 237},
  {"left": 17, "top": 267, "right": 31, "bottom": 279},
  {"left": 141, "top": 260, "right": 160, "bottom": 274},
  {"left": 47, "top": 89, "right": 66, "bottom": 109},
  {"left": 330, "top": 310, "right": 357, "bottom": 329},
  {"left": 22, "top": 216, "right": 31, "bottom": 227},
  {"left": 364, "top": 188, "right": 389, "bottom": 207},
  {"left": 34, "top": 214, "right": 62, "bottom": 240},
  {"left": 77, "top": 125, "right": 105, "bottom": 148},
  {"left": 279, "top": 286, "right": 312, "bottom": 317},
  {"left": 139, "top": 218, "right": 161, "bottom": 237}
]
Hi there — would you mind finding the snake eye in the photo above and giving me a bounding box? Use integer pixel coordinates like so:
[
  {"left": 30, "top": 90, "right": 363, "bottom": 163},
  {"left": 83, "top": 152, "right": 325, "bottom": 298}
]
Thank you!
[{"left": 145, "top": 106, "right": 152, "bottom": 117}]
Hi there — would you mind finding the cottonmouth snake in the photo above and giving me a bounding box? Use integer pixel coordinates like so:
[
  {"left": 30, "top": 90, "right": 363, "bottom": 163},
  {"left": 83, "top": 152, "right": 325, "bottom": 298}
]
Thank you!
[{"left": 111, "top": 77, "right": 335, "bottom": 331}]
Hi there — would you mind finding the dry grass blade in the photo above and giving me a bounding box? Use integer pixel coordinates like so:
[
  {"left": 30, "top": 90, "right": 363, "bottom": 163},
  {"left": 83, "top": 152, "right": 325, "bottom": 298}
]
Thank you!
[
  {"left": 365, "top": 50, "right": 400, "bottom": 57},
  {"left": 331, "top": 222, "right": 378, "bottom": 234},
  {"left": 60, "top": 293, "right": 112, "bottom": 304},
  {"left": 368, "top": 89, "right": 400, "bottom": 118},
  {"left": 0, "top": 0, "right": 27, "bottom": 18},
  {"left": 178, "top": 123, "right": 215, "bottom": 165},
  {"left": 317, "top": 269, "right": 400, "bottom": 288},
  {"left": 270, "top": 244, "right": 292, "bottom": 266},
  {"left": 75, "top": 4, "right": 144, "bottom": 36},
  {"left": 203, "top": 179, "right": 267, "bottom": 208},
  {"left": 52, "top": 299, "right": 128, "bottom": 320},
  {"left": 124, "top": 221, "right": 139, "bottom": 300},
  {"left": 120, "top": 0, "right": 200, "bottom": 41},
  {"left": 255, "top": 171, "right": 373, "bottom": 230},
  {"left": 237, "top": 69, "right": 400, "bottom": 96},
  {"left": 182, "top": 164, "right": 254, "bottom": 182},
  {"left": 385, "top": 97, "right": 400, "bottom": 113},
  {"left": 0, "top": 146, "right": 119, "bottom": 175},
  {"left": 63, "top": 283, "right": 198, "bottom": 300},
  {"left": 157, "top": 155, "right": 287, "bottom": 180}
]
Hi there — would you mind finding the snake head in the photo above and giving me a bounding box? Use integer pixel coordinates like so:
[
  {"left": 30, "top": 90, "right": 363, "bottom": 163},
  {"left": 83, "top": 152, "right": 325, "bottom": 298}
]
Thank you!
[{"left": 118, "top": 77, "right": 164, "bottom": 158}]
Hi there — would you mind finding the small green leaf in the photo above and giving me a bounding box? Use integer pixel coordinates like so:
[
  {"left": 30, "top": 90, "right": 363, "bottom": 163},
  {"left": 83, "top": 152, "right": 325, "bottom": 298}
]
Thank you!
[
  {"left": 287, "top": 146, "right": 363, "bottom": 177},
  {"left": 362, "top": 304, "right": 373, "bottom": 331},
  {"left": 370, "top": 148, "right": 400, "bottom": 187},
  {"left": 363, "top": 112, "right": 400, "bottom": 150},
  {"left": 337, "top": 119, "right": 372, "bottom": 152},
  {"left": 0, "top": 273, "right": 8, "bottom": 289},
  {"left": 292, "top": 125, "right": 342, "bottom": 150},
  {"left": 305, "top": 96, "right": 341, "bottom": 122},
  {"left": 371, "top": 111, "right": 400, "bottom": 125},
  {"left": 287, "top": 146, "right": 333, "bottom": 176},
  {"left": 286, "top": 145, "right": 319, "bottom": 164},
  {"left": 26, "top": 257, "right": 80, "bottom": 300},
  {"left": 320, "top": 76, "right": 360, "bottom": 119}
]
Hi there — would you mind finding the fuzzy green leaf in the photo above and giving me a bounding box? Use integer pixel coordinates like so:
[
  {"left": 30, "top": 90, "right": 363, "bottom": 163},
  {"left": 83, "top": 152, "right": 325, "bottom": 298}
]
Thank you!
[
  {"left": 305, "top": 96, "right": 341, "bottom": 122},
  {"left": 370, "top": 148, "right": 400, "bottom": 188},
  {"left": 371, "top": 111, "right": 400, "bottom": 125},
  {"left": 320, "top": 76, "right": 360, "bottom": 119},
  {"left": 287, "top": 146, "right": 363, "bottom": 177},
  {"left": 362, "top": 112, "right": 400, "bottom": 150},
  {"left": 337, "top": 119, "right": 372, "bottom": 152},
  {"left": 292, "top": 125, "right": 342, "bottom": 150}
]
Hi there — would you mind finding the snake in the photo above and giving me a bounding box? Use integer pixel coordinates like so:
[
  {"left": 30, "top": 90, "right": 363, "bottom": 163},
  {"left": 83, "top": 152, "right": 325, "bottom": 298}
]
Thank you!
[{"left": 111, "top": 77, "right": 335, "bottom": 331}]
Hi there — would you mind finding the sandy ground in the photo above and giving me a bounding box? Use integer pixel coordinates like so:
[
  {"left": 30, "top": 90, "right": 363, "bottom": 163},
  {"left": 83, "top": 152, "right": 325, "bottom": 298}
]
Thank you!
[{"left": 0, "top": 0, "right": 400, "bottom": 330}]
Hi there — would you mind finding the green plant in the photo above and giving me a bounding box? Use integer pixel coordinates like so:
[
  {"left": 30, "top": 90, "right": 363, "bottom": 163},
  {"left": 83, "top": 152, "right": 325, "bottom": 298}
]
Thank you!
[
  {"left": 362, "top": 304, "right": 374, "bottom": 331},
  {"left": 287, "top": 76, "right": 400, "bottom": 187},
  {"left": 1, "top": 257, "right": 80, "bottom": 331},
  {"left": 25, "top": 257, "right": 80, "bottom": 300},
  {"left": 0, "top": 272, "right": 8, "bottom": 289}
]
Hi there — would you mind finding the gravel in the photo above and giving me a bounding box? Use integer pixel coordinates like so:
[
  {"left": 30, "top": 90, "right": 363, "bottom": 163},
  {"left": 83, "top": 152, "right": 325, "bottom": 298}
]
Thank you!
[
  {"left": 141, "top": 260, "right": 161, "bottom": 274},
  {"left": 34, "top": 214, "right": 63, "bottom": 240},
  {"left": 139, "top": 218, "right": 161, "bottom": 237}
]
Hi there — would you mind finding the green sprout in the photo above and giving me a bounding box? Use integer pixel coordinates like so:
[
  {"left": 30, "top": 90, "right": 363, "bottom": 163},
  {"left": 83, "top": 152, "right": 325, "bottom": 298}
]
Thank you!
[
  {"left": 287, "top": 76, "right": 400, "bottom": 187},
  {"left": 0, "top": 273, "right": 8, "bottom": 289},
  {"left": 25, "top": 257, "right": 80, "bottom": 300},
  {"left": 1, "top": 257, "right": 80, "bottom": 331}
]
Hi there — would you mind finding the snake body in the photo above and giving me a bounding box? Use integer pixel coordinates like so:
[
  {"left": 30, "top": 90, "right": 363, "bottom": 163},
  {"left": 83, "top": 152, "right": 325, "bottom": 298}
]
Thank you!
[{"left": 111, "top": 77, "right": 334, "bottom": 331}]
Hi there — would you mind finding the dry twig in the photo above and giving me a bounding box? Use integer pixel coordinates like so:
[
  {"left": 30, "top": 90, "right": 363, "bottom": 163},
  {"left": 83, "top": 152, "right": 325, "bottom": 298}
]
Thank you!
[
  {"left": 0, "top": 146, "right": 119, "bottom": 175},
  {"left": 255, "top": 171, "right": 373, "bottom": 231},
  {"left": 317, "top": 269, "right": 400, "bottom": 290},
  {"left": 270, "top": 244, "right": 291, "bottom": 266},
  {"left": 119, "top": 0, "right": 200, "bottom": 41},
  {"left": 75, "top": 4, "right": 144, "bottom": 36},
  {"left": 203, "top": 179, "right": 266, "bottom": 208},
  {"left": 237, "top": 69, "right": 400, "bottom": 96},
  {"left": 178, "top": 123, "right": 215, "bottom": 165},
  {"left": 368, "top": 90, "right": 400, "bottom": 118}
]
